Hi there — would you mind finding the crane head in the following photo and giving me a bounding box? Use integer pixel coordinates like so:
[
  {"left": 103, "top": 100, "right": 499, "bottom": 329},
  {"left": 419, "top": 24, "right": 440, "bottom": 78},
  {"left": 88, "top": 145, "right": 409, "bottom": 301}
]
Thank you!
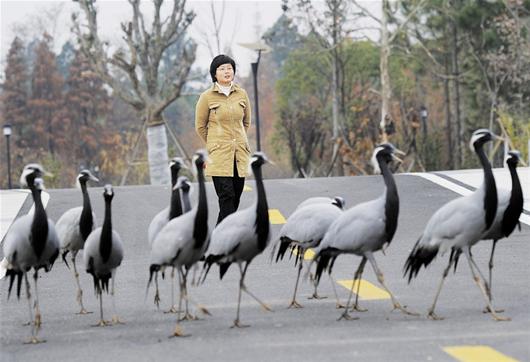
[
  {"left": 506, "top": 150, "right": 521, "bottom": 167},
  {"left": 20, "top": 163, "right": 49, "bottom": 188},
  {"left": 77, "top": 169, "right": 99, "bottom": 188},
  {"left": 469, "top": 128, "right": 497, "bottom": 151},
  {"left": 371, "top": 143, "right": 404, "bottom": 174}
]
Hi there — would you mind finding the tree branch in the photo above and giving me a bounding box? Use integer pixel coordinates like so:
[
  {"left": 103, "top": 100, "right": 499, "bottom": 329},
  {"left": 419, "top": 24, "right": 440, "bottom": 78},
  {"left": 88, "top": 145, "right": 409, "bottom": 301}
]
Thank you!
[
  {"left": 389, "top": 0, "right": 427, "bottom": 43},
  {"left": 73, "top": 0, "right": 144, "bottom": 110},
  {"left": 351, "top": 0, "right": 382, "bottom": 24}
]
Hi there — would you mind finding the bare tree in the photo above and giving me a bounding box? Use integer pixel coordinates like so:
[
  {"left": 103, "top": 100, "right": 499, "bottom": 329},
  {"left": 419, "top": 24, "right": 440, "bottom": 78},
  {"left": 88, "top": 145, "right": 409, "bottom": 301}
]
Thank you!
[
  {"left": 295, "top": 0, "right": 359, "bottom": 176},
  {"left": 195, "top": 0, "right": 236, "bottom": 58},
  {"left": 72, "top": 0, "right": 196, "bottom": 185},
  {"left": 352, "top": 0, "right": 425, "bottom": 142}
]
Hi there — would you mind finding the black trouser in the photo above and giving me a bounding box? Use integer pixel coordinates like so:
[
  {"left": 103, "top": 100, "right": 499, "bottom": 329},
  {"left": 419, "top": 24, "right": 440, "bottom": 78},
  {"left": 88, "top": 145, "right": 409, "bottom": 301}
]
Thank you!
[{"left": 212, "top": 160, "right": 245, "bottom": 225}]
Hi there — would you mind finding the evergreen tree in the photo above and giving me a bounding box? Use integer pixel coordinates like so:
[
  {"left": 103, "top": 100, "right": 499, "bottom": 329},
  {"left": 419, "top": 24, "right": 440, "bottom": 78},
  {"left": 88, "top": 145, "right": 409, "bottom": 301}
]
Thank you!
[
  {"left": 57, "top": 41, "right": 77, "bottom": 84},
  {"left": 263, "top": 13, "right": 304, "bottom": 78},
  {"left": 1, "top": 37, "right": 30, "bottom": 187},
  {"left": 28, "top": 32, "right": 64, "bottom": 156},
  {"left": 1, "top": 37, "right": 29, "bottom": 147},
  {"left": 63, "top": 49, "right": 110, "bottom": 168}
]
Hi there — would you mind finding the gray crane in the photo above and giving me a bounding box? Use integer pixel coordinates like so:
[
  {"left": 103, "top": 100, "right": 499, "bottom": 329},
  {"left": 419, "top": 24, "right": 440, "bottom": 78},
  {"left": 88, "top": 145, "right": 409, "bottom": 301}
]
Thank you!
[
  {"left": 147, "top": 158, "right": 187, "bottom": 313},
  {"left": 481, "top": 150, "right": 523, "bottom": 310},
  {"left": 147, "top": 158, "right": 186, "bottom": 248},
  {"left": 312, "top": 144, "right": 417, "bottom": 321},
  {"left": 202, "top": 152, "right": 272, "bottom": 328},
  {"left": 272, "top": 198, "right": 344, "bottom": 308},
  {"left": 56, "top": 169, "right": 99, "bottom": 314},
  {"left": 3, "top": 164, "right": 59, "bottom": 343},
  {"left": 404, "top": 129, "right": 508, "bottom": 321},
  {"left": 83, "top": 185, "right": 124, "bottom": 326},
  {"left": 148, "top": 151, "right": 210, "bottom": 337}
]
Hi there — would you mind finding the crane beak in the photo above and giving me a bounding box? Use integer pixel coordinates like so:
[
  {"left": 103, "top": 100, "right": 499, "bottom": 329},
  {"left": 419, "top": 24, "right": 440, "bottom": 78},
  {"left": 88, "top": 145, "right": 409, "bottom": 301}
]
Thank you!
[
  {"left": 90, "top": 175, "right": 100, "bottom": 182},
  {"left": 392, "top": 155, "right": 404, "bottom": 164},
  {"left": 394, "top": 148, "right": 406, "bottom": 156},
  {"left": 492, "top": 133, "right": 504, "bottom": 141},
  {"left": 392, "top": 148, "right": 405, "bottom": 163}
]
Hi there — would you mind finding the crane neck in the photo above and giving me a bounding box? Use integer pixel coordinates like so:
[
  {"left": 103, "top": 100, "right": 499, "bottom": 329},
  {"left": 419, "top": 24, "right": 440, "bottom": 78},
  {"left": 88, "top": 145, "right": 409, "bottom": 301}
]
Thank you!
[
  {"left": 253, "top": 165, "right": 270, "bottom": 251},
  {"left": 379, "top": 157, "right": 399, "bottom": 243},
  {"left": 100, "top": 197, "right": 113, "bottom": 263},
  {"left": 170, "top": 167, "right": 180, "bottom": 188},
  {"left": 182, "top": 188, "right": 192, "bottom": 213},
  {"left": 168, "top": 185, "right": 183, "bottom": 220},
  {"left": 502, "top": 161, "right": 523, "bottom": 236},
  {"left": 475, "top": 144, "right": 497, "bottom": 230},
  {"left": 80, "top": 180, "right": 94, "bottom": 241},
  {"left": 192, "top": 164, "right": 208, "bottom": 249},
  {"left": 30, "top": 187, "right": 48, "bottom": 259}
]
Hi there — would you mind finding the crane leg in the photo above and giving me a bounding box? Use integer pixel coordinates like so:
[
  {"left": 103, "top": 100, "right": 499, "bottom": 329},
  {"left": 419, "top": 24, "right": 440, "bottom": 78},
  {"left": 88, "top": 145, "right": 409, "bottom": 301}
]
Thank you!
[
  {"left": 351, "top": 257, "right": 368, "bottom": 312},
  {"left": 72, "top": 255, "right": 91, "bottom": 315},
  {"left": 463, "top": 247, "right": 509, "bottom": 321},
  {"left": 337, "top": 258, "right": 365, "bottom": 321},
  {"left": 165, "top": 267, "right": 178, "bottom": 314},
  {"left": 287, "top": 258, "right": 303, "bottom": 308},
  {"left": 365, "top": 253, "right": 418, "bottom": 317},
  {"left": 111, "top": 270, "right": 124, "bottom": 325}
]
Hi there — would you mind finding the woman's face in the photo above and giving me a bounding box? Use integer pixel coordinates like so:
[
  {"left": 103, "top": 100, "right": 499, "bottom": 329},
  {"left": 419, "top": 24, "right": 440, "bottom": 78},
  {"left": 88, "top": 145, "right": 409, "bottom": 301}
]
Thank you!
[{"left": 215, "top": 63, "right": 234, "bottom": 86}]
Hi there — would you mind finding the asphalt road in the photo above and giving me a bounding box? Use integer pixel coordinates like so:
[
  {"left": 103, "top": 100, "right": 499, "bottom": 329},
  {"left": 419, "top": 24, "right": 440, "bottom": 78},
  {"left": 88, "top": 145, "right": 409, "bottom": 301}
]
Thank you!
[{"left": 1, "top": 174, "right": 529, "bottom": 361}]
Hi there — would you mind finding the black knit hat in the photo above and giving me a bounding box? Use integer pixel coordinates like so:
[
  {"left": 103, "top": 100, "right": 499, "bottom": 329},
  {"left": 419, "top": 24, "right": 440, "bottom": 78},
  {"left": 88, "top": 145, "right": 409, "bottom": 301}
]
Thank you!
[{"left": 209, "top": 54, "right": 236, "bottom": 83}]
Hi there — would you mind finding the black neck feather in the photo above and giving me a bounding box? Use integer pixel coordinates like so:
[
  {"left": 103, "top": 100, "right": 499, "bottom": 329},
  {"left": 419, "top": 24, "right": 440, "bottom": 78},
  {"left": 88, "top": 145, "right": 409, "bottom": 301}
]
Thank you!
[
  {"left": 502, "top": 162, "right": 523, "bottom": 237},
  {"left": 100, "top": 198, "right": 113, "bottom": 263},
  {"left": 79, "top": 181, "right": 94, "bottom": 241},
  {"left": 253, "top": 165, "right": 270, "bottom": 251},
  {"left": 168, "top": 186, "right": 183, "bottom": 220},
  {"left": 476, "top": 144, "right": 497, "bottom": 230},
  {"left": 171, "top": 167, "right": 179, "bottom": 187},
  {"left": 379, "top": 158, "right": 399, "bottom": 243},
  {"left": 30, "top": 188, "right": 48, "bottom": 259},
  {"left": 192, "top": 166, "right": 208, "bottom": 248}
]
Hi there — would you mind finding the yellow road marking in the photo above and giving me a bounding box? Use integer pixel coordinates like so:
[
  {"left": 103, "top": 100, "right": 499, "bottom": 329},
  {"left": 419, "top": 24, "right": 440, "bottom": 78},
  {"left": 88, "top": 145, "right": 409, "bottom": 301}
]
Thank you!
[
  {"left": 268, "top": 209, "right": 286, "bottom": 224},
  {"left": 443, "top": 346, "right": 518, "bottom": 362},
  {"left": 291, "top": 247, "right": 316, "bottom": 260},
  {"left": 337, "top": 279, "right": 390, "bottom": 300},
  {"left": 243, "top": 184, "right": 252, "bottom": 191}
]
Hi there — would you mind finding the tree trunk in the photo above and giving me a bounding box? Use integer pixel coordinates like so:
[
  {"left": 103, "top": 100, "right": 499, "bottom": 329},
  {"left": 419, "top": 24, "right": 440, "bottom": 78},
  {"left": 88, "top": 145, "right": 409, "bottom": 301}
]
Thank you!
[
  {"left": 380, "top": 0, "right": 392, "bottom": 143},
  {"left": 146, "top": 123, "right": 170, "bottom": 185},
  {"left": 330, "top": 1, "right": 342, "bottom": 176},
  {"left": 443, "top": 54, "right": 453, "bottom": 169},
  {"left": 450, "top": 18, "right": 463, "bottom": 168}
]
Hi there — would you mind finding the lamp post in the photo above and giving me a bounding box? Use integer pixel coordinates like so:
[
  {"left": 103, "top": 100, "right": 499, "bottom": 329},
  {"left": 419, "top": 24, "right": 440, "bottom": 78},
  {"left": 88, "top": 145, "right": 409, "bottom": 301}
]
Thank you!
[
  {"left": 420, "top": 105, "right": 428, "bottom": 140},
  {"left": 238, "top": 40, "right": 272, "bottom": 152},
  {"left": 3, "top": 124, "right": 12, "bottom": 189}
]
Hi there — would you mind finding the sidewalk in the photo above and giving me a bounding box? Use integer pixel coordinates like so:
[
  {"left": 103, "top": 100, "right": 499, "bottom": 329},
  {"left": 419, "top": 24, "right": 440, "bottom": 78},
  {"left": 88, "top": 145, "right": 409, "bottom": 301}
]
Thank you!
[
  {"left": 0, "top": 189, "right": 30, "bottom": 242},
  {"left": 0, "top": 189, "right": 49, "bottom": 279}
]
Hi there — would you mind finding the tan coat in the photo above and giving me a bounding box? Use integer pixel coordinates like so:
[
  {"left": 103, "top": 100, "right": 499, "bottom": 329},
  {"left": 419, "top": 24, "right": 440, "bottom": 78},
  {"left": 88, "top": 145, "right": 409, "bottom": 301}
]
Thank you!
[{"left": 195, "top": 83, "right": 252, "bottom": 177}]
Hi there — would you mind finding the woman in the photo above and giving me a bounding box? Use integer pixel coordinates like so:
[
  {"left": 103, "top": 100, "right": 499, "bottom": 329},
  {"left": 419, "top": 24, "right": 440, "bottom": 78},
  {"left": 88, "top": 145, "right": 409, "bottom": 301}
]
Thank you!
[{"left": 195, "top": 54, "right": 252, "bottom": 224}]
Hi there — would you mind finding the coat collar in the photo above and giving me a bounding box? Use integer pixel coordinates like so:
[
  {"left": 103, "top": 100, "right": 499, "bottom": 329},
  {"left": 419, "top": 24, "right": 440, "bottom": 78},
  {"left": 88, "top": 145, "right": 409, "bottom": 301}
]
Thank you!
[{"left": 211, "top": 82, "right": 241, "bottom": 95}]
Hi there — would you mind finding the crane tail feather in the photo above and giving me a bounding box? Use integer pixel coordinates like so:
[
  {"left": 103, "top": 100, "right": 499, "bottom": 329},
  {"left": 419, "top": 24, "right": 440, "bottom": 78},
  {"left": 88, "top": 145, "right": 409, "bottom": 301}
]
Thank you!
[
  {"left": 276, "top": 237, "right": 291, "bottom": 263},
  {"left": 219, "top": 263, "right": 231, "bottom": 279},
  {"left": 403, "top": 237, "right": 438, "bottom": 283}
]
